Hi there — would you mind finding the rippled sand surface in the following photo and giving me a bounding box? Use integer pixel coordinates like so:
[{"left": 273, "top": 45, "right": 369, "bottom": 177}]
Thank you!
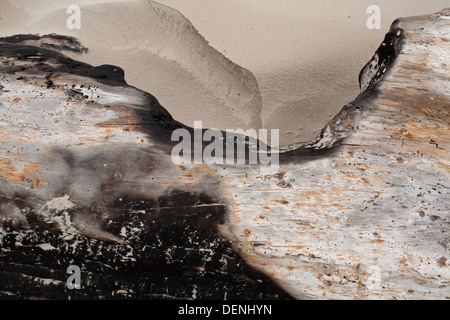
[{"left": 1, "top": 0, "right": 448, "bottom": 145}]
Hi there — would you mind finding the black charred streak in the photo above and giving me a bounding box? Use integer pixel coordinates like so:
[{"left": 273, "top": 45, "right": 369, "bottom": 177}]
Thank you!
[
  {"left": 0, "top": 34, "right": 289, "bottom": 160},
  {"left": 0, "top": 35, "right": 188, "bottom": 150},
  {"left": 282, "top": 25, "right": 403, "bottom": 162},
  {"left": 0, "top": 190, "right": 292, "bottom": 300},
  {"left": 1, "top": 32, "right": 399, "bottom": 299},
  {"left": 359, "top": 26, "right": 404, "bottom": 89},
  {"left": 45, "top": 79, "right": 53, "bottom": 89},
  {"left": 66, "top": 88, "right": 87, "bottom": 101},
  {"left": 0, "top": 40, "right": 125, "bottom": 87},
  {"left": 0, "top": 144, "right": 291, "bottom": 299},
  {"left": 0, "top": 34, "right": 88, "bottom": 54}
]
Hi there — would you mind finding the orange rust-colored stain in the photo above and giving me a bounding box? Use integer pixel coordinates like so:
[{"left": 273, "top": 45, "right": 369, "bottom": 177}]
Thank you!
[
  {"left": 419, "top": 106, "right": 439, "bottom": 115},
  {"left": 182, "top": 171, "right": 194, "bottom": 179},
  {"left": 287, "top": 266, "right": 296, "bottom": 271},
  {"left": 400, "top": 257, "right": 409, "bottom": 266},
  {"left": 103, "top": 128, "right": 113, "bottom": 140},
  {"left": 0, "top": 162, "right": 44, "bottom": 189},
  {"left": 293, "top": 220, "right": 313, "bottom": 229},
  {"left": 273, "top": 199, "right": 289, "bottom": 205},
  {"left": 253, "top": 215, "right": 266, "bottom": 222},
  {"left": 175, "top": 166, "right": 217, "bottom": 187},
  {"left": 195, "top": 164, "right": 219, "bottom": 176},
  {"left": 396, "top": 119, "right": 449, "bottom": 142},
  {"left": 292, "top": 191, "right": 324, "bottom": 215},
  {"left": 404, "top": 144, "right": 448, "bottom": 159},
  {"left": 0, "top": 160, "right": 16, "bottom": 179},
  {"left": 243, "top": 229, "right": 251, "bottom": 238},
  {"left": 385, "top": 153, "right": 407, "bottom": 164},
  {"left": 425, "top": 36, "right": 449, "bottom": 43},
  {"left": 74, "top": 136, "right": 94, "bottom": 145},
  {"left": 15, "top": 137, "right": 40, "bottom": 145},
  {"left": 294, "top": 190, "right": 322, "bottom": 201},
  {"left": 359, "top": 177, "right": 371, "bottom": 187},
  {"left": 265, "top": 270, "right": 279, "bottom": 278}
]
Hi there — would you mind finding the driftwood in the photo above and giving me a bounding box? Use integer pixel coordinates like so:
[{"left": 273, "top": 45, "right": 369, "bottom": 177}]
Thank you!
[
  {"left": 225, "top": 10, "right": 450, "bottom": 299},
  {"left": 0, "top": 10, "right": 449, "bottom": 300}
]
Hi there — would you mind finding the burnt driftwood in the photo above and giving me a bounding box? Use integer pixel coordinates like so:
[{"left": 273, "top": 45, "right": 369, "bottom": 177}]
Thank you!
[{"left": 0, "top": 10, "right": 449, "bottom": 300}]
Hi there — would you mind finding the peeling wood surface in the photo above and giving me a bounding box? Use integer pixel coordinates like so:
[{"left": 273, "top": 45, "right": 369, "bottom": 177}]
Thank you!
[
  {"left": 0, "top": 35, "right": 290, "bottom": 300},
  {"left": 223, "top": 10, "right": 450, "bottom": 299},
  {"left": 0, "top": 10, "right": 449, "bottom": 300}
]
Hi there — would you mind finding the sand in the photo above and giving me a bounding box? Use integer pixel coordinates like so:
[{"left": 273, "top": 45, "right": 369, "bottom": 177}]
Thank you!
[
  {"left": 0, "top": 0, "right": 264, "bottom": 133},
  {"left": 1, "top": 0, "right": 448, "bottom": 146}
]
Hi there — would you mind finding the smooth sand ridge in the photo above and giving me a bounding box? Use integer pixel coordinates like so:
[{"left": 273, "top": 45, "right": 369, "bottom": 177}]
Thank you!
[
  {"left": 156, "top": 0, "right": 450, "bottom": 145},
  {"left": 1, "top": 1, "right": 449, "bottom": 146},
  {"left": 0, "top": 0, "right": 263, "bottom": 133}
]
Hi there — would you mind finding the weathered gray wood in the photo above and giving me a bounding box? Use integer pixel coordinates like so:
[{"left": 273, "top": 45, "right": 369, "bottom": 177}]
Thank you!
[
  {"left": 221, "top": 10, "right": 450, "bottom": 299},
  {"left": 0, "top": 9, "right": 449, "bottom": 300},
  {"left": 0, "top": 35, "right": 289, "bottom": 299}
]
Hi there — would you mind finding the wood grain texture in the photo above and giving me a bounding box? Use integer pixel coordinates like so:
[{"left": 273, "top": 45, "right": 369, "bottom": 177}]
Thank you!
[
  {"left": 0, "top": 9, "right": 449, "bottom": 300},
  {"left": 0, "top": 35, "right": 290, "bottom": 300},
  {"left": 223, "top": 9, "right": 450, "bottom": 299}
]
